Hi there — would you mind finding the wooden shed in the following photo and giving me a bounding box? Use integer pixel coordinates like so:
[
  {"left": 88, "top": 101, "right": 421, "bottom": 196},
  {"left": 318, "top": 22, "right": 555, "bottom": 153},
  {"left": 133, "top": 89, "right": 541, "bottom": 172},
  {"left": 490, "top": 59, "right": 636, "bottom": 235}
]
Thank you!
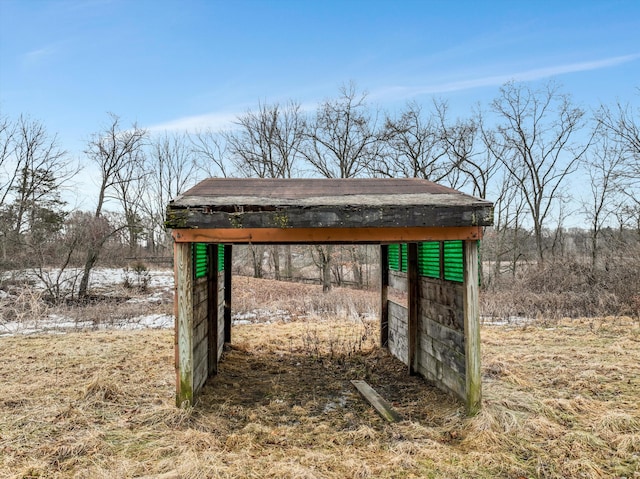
[{"left": 165, "top": 178, "right": 493, "bottom": 415}]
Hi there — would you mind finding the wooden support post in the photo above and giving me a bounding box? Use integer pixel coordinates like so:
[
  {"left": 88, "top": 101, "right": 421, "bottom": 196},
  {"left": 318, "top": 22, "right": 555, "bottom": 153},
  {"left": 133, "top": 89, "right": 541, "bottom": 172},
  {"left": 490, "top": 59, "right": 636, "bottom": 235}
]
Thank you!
[
  {"left": 223, "top": 244, "right": 232, "bottom": 343},
  {"left": 463, "top": 240, "right": 482, "bottom": 415},
  {"left": 407, "top": 242, "right": 419, "bottom": 375},
  {"left": 174, "top": 242, "right": 194, "bottom": 407},
  {"left": 380, "top": 245, "right": 389, "bottom": 348},
  {"left": 207, "top": 244, "right": 219, "bottom": 377}
]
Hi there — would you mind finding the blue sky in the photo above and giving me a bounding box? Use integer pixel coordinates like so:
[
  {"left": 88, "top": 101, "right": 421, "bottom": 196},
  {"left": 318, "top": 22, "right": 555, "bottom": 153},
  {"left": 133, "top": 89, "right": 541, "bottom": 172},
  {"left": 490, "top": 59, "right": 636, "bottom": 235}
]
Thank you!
[{"left": 1, "top": 0, "right": 639, "bottom": 162}]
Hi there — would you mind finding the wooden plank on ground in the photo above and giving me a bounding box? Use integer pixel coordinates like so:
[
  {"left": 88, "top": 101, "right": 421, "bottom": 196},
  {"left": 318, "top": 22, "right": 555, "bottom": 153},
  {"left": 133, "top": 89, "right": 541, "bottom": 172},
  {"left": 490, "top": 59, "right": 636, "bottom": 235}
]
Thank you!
[{"left": 351, "top": 380, "right": 402, "bottom": 423}]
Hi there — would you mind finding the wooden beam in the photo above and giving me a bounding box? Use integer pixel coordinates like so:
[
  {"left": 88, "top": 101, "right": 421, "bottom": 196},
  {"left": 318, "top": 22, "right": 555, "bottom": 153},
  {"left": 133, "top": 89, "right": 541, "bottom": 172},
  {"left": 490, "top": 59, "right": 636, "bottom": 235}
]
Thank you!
[
  {"left": 174, "top": 242, "right": 194, "bottom": 407},
  {"left": 207, "top": 244, "right": 219, "bottom": 377},
  {"left": 407, "top": 242, "right": 419, "bottom": 375},
  {"left": 172, "top": 226, "right": 483, "bottom": 244},
  {"left": 463, "top": 240, "right": 482, "bottom": 416},
  {"left": 351, "top": 380, "right": 402, "bottom": 422},
  {"left": 380, "top": 245, "right": 389, "bottom": 348},
  {"left": 223, "top": 244, "right": 232, "bottom": 343}
]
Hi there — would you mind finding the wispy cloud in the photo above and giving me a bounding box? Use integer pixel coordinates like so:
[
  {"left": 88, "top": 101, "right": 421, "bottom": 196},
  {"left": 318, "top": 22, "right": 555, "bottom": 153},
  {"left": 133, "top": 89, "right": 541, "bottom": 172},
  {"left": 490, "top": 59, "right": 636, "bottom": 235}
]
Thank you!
[
  {"left": 22, "top": 45, "right": 59, "bottom": 66},
  {"left": 372, "top": 54, "right": 640, "bottom": 100},
  {"left": 146, "top": 101, "right": 319, "bottom": 135},
  {"left": 146, "top": 111, "right": 240, "bottom": 133},
  {"left": 145, "top": 54, "right": 639, "bottom": 133}
]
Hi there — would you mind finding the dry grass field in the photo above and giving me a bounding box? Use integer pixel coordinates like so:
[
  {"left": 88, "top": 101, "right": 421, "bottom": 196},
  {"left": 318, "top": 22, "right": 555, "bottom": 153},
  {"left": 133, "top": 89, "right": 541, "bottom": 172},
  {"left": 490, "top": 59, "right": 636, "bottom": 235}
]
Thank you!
[{"left": 1, "top": 277, "right": 639, "bottom": 478}]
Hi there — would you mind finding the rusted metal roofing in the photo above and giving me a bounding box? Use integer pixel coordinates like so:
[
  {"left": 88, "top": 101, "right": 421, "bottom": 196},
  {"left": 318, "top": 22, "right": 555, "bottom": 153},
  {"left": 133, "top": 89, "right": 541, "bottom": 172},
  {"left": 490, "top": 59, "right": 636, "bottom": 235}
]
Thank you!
[{"left": 166, "top": 178, "right": 494, "bottom": 230}]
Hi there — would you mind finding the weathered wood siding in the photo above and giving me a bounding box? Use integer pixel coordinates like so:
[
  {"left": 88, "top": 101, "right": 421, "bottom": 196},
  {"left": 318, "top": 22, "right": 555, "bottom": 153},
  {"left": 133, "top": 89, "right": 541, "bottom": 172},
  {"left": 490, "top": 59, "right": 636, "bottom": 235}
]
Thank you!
[
  {"left": 175, "top": 242, "right": 193, "bottom": 406},
  {"left": 192, "top": 276, "right": 209, "bottom": 394},
  {"left": 463, "top": 240, "right": 481, "bottom": 415},
  {"left": 388, "top": 301, "right": 408, "bottom": 365},
  {"left": 416, "top": 277, "right": 466, "bottom": 399},
  {"left": 389, "top": 270, "right": 407, "bottom": 291},
  {"left": 187, "top": 266, "right": 226, "bottom": 399},
  {"left": 387, "top": 270, "right": 408, "bottom": 366},
  {"left": 385, "top": 267, "right": 467, "bottom": 402}
]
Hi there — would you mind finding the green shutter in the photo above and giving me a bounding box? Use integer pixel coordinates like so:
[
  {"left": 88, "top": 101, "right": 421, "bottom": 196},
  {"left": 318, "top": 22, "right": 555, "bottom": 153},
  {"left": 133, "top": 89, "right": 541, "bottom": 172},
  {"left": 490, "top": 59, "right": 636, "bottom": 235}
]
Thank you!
[
  {"left": 194, "top": 243, "right": 208, "bottom": 278},
  {"left": 418, "top": 242, "right": 440, "bottom": 278},
  {"left": 388, "top": 244, "right": 411, "bottom": 273},
  {"left": 400, "top": 244, "right": 408, "bottom": 272},
  {"left": 388, "top": 244, "right": 400, "bottom": 271},
  {"left": 218, "top": 245, "right": 225, "bottom": 271},
  {"left": 443, "top": 240, "right": 464, "bottom": 282}
]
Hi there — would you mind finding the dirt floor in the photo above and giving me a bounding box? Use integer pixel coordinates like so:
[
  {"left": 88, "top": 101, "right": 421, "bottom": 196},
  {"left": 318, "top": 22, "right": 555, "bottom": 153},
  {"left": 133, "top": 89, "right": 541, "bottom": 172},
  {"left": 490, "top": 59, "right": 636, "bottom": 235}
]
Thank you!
[{"left": 0, "top": 277, "right": 639, "bottom": 478}]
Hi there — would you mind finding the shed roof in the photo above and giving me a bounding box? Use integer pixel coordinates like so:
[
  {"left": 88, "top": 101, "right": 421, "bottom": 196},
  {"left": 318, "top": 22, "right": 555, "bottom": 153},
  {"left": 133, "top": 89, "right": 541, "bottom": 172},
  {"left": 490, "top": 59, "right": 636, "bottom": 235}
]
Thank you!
[{"left": 166, "top": 178, "right": 493, "bottom": 231}]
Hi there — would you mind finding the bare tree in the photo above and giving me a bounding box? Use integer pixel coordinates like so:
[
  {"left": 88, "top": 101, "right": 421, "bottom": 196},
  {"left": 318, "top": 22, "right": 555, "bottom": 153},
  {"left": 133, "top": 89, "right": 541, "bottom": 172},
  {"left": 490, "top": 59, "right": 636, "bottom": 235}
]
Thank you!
[
  {"left": 190, "top": 128, "right": 229, "bottom": 179},
  {"left": 489, "top": 81, "right": 591, "bottom": 265},
  {"left": 142, "top": 132, "right": 199, "bottom": 254},
  {"left": 302, "top": 82, "right": 381, "bottom": 179},
  {"left": 312, "top": 245, "right": 333, "bottom": 293},
  {"left": 226, "top": 100, "right": 304, "bottom": 179},
  {"left": 112, "top": 153, "right": 147, "bottom": 255},
  {"left": 78, "top": 113, "right": 147, "bottom": 298},
  {"left": 580, "top": 131, "right": 626, "bottom": 270},
  {"left": 300, "top": 83, "right": 382, "bottom": 291},
  {"left": 0, "top": 114, "right": 17, "bottom": 209},
  {"left": 0, "top": 115, "right": 77, "bottom": 266},
  {"left": 482, "top": 166, "right": 529, "bottom": 280},
  {"left": 596, "top": 99, "right": 640, "bottom": 238},
  {"left": 597, "top": 100, "right": 640, "bottom": 176},
  {"left": 226, "top": 101, "right": 306, "bottom": 279},
  {"left": 438, "top": 107, "right": 502, "bottom": 199},
  {"left": 378, "top": 100, "right": 453, "bottom": 182}
]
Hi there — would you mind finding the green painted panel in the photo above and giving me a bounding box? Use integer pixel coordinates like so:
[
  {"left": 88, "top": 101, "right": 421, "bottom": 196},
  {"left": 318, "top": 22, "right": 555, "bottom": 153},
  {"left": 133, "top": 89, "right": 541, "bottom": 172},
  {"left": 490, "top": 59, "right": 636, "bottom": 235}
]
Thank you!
[
  {"left": 388, "top": 244, "right": 400, "bottom": 271},
  {"left": 218, "top": 245, "right": 225, "bottom": 271},
  {"left": 443, "top": 240, "right": 464, "bottom": 282},
  {"left": 418, "top": 242, "right": 440, "bottom": 278},
  {"left": 194, "top": 243, "right": 208, "bottom": 278},
  {"left": 400, "top": 244, "right": 408, "bottom": 272}
]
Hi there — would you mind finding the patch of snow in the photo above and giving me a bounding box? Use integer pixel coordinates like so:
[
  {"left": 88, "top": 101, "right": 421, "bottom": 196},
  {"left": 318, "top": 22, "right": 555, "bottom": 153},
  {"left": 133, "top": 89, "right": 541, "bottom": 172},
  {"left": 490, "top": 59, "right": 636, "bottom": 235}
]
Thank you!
[
  {"left": 233, "top": 319, "right": 253, "bottom": 326},
  {"left": 1, "top": 267, "right": 174, "bottom": 293},
  {"left": 126, "top": 290, "right": 166, "bottom": 304},
  {"left": 125, "top": 314, "right": 174, "bottom": 330},
  {"left": 232, "top": 308, "right": 292, "bottom": 324},
  {"left": 481, "top": 316, "right": 533, "bottom": 326},
  {"left": 0, "top": 312, "right": 175, "bottom": 337}
]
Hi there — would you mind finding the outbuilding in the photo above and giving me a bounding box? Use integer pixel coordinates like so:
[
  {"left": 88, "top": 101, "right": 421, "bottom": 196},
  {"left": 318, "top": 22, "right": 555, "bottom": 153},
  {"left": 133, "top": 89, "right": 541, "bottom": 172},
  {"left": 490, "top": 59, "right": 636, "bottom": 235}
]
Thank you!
[{"left": 165, "top": 178, "right": 493, "bottom": 415}]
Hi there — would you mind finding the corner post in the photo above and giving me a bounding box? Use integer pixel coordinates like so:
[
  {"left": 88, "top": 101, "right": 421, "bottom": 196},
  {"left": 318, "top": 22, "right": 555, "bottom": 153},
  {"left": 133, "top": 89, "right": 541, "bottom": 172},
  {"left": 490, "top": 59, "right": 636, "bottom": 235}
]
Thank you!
[
  {"left": 463, "top": 240, "right": 482, "bottom": 415},
  {"left": 407, "top": 242, "right": 419, "bottom": 375},
  {"left": 207, "top": 243, "right": 219, "bottom": 376},
  {"left": 380, "top": 245, "right": 389, "bottom": 348},
  {"left": 175, "top": 242, "right": 194, "bottom": 407},
  {"left": 224, "top": 244, "right": 232, "bottom": 343}
]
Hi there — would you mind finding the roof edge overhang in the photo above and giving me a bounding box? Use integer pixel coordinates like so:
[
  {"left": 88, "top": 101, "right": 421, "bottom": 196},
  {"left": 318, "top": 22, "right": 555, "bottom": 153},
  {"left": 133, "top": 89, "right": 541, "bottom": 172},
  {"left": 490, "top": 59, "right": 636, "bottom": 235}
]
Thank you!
[
  {"left": 165, "top": 203, "right": 494, "bottom": 230},
  {"left": 171, "top": 226, "right": 484, "bottom": 244}
]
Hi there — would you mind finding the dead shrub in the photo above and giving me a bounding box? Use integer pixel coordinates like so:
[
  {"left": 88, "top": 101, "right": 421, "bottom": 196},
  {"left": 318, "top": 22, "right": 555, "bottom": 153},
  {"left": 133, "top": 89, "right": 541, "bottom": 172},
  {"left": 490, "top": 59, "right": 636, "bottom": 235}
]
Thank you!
[{"left": 482, "top": 256, "right": 640, "bottom": 319}]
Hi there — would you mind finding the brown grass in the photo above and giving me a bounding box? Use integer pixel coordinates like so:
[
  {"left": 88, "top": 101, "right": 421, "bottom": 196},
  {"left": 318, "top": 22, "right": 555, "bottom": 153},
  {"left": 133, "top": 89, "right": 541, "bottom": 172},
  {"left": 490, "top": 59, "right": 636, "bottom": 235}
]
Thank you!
[{"left": 1, "top": 277, "right": 639, "bottom": 478}]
